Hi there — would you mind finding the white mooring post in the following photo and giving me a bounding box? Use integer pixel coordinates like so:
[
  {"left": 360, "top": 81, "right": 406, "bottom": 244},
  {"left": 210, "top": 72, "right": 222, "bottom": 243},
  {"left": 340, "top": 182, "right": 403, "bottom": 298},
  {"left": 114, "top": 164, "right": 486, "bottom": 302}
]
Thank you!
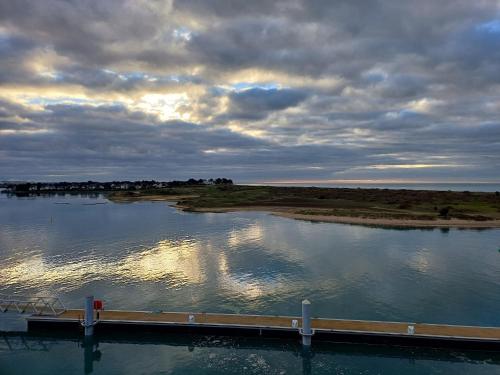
[
  {"left": 84, "top": 295, "right": 94, "bottom": 336},
  {"left": 301, "top": 299, "right": 312, "bottom": 346}
]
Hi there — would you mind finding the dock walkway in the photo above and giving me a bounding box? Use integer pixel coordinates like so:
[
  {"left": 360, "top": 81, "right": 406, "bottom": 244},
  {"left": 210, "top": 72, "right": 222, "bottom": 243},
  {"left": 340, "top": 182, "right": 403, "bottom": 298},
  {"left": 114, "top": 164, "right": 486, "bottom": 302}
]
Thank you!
[{"left": 27, "top": 309, "right": 500, "bottom": 350}]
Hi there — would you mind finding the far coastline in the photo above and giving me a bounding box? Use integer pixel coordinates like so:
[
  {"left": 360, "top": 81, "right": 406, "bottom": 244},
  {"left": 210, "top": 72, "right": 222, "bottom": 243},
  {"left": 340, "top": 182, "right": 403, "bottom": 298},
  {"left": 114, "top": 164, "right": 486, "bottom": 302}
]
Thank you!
[{"left": 3, "top": 179, "right": 500, "bottom": 229}]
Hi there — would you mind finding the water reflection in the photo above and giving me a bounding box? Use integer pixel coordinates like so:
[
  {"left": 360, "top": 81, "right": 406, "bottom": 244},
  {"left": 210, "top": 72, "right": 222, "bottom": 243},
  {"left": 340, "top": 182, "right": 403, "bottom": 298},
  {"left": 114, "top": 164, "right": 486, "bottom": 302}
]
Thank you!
[
  {"left": 1, "top": 254, "right": 106, "bottom": 294},
  {"left": 1, "top": 239, "right": 207, "bottom": 288},
  {"left": 1, "top": 195, "right": 500, "bottom": 326},
  {"left": 227, "top": 223, "right": 264, "bottom": 248},
  {"left": 117, "top": 239, "right": 206, "bottom": 284},
  {"left": 407, "top": 248, "right": 432, "bottom": 274},
  {"left": 2, "top": 333, "right": 500, "bottom": 374},
  {"left": 82, "top": 337, "right": 101, "bottom": 374},
  {"left": 1, "top": 234, "right": 292, "bottom": 305}
]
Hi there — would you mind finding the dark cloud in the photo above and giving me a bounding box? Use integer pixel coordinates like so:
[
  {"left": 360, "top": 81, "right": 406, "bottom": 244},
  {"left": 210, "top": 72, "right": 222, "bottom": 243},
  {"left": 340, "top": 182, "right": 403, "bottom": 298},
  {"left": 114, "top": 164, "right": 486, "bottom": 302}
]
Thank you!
[
  {"left": 0, "top": 103, "right": 274, "bottom": 180},
  {"left": 0, "top": 34, "right": 38, "bottom": 84},
  {"left": 226, "top": 88, "right": 308, "bottom": 120},
  {"left": 0, "top": 0, "right": 499, "bottom": 181}
]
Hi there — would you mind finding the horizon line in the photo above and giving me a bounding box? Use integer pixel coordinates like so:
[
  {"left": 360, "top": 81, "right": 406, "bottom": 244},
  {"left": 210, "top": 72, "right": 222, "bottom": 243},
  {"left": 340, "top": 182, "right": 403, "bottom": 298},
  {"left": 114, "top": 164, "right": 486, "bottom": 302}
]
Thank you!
[{"left": 251, "top": 179, "right": 500, "bottom": 185}]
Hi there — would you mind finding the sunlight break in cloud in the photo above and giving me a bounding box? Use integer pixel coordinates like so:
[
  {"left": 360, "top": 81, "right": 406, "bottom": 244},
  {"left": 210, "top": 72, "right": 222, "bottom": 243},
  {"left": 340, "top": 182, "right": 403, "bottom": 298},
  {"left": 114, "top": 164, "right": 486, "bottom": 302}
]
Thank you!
[{"left": 0, "top": 0, "right": 499, "bottom": 181}]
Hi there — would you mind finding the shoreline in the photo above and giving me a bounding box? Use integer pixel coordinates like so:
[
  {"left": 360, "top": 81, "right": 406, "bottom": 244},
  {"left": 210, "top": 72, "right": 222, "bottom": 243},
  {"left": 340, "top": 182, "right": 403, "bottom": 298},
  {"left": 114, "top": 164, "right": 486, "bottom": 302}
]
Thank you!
[
  {"left": 29, "top": 186, "right": 499, "bottom": 229},
  {"left": 174, "top": 204, "right": 500, "bottom": 229}
]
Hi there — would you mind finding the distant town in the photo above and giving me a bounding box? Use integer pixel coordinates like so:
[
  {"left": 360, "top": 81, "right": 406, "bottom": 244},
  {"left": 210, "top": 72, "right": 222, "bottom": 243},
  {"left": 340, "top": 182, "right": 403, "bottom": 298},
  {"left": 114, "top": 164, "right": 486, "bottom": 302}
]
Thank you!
[{"left": 0, "top": 178, "right": 233, "bottom": 193}]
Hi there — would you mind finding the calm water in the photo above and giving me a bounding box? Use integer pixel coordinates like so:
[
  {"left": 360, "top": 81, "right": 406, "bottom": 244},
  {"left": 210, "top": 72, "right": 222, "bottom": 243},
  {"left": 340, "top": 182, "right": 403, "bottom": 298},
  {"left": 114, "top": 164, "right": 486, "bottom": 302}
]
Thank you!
[
  {"left": 2, "top": 333, "right": 500, "bottom": 375},
  {"left": 1, "top": 194, "right": 500, "bottom": 374}
]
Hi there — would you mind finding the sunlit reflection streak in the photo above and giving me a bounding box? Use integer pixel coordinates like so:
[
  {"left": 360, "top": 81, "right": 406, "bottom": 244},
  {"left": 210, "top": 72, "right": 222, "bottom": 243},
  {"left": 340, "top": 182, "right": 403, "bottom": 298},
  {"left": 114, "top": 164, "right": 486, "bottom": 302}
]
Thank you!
[
  {"left": 0, "top": 239, "right": 207, "bottom": 292},
  {"left": 227, "top": 223, "right": 263, "bottom": 248},
  {"left": 115, "top": 239, "right": 206, "bottom": 284},
  {"left": 216, "top": 254, "right": 287, "bottom": 299},
  {"left": 1, "top": 232, "right": 301, "bottom": 305},
  {"left": 217, "top": 273, "right": 286, "bottom": 299},
  {"left": 0, "top": 254, "right": 106, "bottom": 295}
]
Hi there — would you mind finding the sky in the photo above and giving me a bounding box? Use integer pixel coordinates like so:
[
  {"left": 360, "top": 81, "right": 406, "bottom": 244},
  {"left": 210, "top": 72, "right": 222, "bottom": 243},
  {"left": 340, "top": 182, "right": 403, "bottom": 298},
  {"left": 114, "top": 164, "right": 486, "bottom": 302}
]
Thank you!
[{"left": 0, "top": 0, "right": 500, "bottom": 183}]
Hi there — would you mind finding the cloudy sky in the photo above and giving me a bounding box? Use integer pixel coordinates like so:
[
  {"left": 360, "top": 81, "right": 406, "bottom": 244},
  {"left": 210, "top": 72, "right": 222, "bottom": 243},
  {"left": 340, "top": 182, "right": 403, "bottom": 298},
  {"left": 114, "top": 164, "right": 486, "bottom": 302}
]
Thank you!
[{"left": 1, "top": 0, "right": 499, "bottom": 183}]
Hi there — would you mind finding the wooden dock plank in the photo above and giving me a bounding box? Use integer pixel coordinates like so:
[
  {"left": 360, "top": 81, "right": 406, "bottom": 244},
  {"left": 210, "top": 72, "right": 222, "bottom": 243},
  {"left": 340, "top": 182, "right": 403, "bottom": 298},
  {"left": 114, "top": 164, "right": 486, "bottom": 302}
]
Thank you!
[
  {"left": 52, "top": 310, "right": 298, "bottom": 328},
  {"left": 415, "top": 323, "right": 500, "bottom": 340},
  {"left": 28, "top": 309, "right": 500, "bottom": 341},
  {"left": 313, "top": 318, "right": 409, "bottom": 334}
]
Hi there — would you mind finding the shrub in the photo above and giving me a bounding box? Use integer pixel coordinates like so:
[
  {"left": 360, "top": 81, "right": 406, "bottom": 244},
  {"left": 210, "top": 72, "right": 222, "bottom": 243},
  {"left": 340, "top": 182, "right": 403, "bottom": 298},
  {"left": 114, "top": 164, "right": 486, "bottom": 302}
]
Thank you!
[
  {"left": 439, "top": 207, "right": 450, "bottom": 218},
  {"left": 398, "top": 203, "right": 412, "bottom": 209}
]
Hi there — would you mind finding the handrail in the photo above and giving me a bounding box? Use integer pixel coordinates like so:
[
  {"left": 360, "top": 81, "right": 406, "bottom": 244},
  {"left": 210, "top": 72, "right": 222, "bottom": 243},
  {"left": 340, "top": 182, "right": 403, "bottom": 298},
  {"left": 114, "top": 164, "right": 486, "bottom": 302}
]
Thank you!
[{"left": 0, "top": 294, "right": 66, "bottom": 316}]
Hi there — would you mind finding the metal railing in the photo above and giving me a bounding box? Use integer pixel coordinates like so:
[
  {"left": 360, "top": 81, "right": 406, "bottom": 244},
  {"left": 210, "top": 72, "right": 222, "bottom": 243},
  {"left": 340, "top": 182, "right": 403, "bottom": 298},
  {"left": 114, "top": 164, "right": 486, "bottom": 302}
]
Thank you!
[{"left": 0, "top": 295, "right": 66, "bottom": 316}]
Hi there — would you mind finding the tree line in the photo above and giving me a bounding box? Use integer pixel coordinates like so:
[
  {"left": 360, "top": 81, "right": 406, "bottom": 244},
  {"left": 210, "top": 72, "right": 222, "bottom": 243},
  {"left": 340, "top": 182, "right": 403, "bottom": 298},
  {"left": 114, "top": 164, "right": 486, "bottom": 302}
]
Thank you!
[{"left": 1, "top": 178, "right": 233, "bottom": 193}]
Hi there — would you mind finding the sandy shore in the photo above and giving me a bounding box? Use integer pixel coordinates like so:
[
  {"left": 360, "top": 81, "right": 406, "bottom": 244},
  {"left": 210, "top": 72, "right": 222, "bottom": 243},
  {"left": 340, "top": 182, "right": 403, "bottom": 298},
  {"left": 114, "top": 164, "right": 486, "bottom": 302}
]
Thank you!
[
  {"left": 274, "top": 211, "right": 500, "bottom": 228},
  {"left": 174, "top": 204, "right": 500, "bottom": 228}
]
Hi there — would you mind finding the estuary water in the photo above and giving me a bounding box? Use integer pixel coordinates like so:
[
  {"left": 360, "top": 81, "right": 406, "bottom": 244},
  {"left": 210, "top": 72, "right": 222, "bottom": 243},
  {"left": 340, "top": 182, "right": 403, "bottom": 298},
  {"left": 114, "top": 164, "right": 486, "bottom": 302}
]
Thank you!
[{"left": 1, "top": 194, "right": 500, "bottom": 374}]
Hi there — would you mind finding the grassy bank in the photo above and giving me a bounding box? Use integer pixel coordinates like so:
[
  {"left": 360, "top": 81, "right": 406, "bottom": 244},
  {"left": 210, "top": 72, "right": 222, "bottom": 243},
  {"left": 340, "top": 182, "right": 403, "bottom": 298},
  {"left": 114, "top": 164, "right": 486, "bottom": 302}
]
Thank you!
[{"left": 107, "top": 185, "right": 500, "bottom": 227}]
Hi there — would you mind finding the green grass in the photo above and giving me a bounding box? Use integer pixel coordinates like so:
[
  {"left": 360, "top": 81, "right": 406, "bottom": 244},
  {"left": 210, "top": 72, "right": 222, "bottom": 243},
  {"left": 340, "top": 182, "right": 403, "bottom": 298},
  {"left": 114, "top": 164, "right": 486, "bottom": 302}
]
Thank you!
[{"left": 109, "top": 185, "right": 500, "bottom": 221}]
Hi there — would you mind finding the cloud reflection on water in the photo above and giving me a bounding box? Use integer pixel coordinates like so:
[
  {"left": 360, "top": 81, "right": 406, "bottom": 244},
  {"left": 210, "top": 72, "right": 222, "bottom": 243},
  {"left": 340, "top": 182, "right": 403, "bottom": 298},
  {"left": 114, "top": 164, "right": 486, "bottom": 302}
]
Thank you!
[
  {"left": 1, "top": 197, "right": 500, "bottom": 324},
  {"left": 0, "top": 234, "right": 289, "bottom": 301}
]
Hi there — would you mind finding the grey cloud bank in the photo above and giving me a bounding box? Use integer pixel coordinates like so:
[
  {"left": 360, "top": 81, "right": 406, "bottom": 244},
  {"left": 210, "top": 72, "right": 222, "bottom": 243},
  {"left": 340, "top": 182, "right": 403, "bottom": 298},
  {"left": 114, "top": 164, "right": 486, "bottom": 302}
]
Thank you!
[{"left": 0, "top": 0, "right": 499, "bottom": 182}]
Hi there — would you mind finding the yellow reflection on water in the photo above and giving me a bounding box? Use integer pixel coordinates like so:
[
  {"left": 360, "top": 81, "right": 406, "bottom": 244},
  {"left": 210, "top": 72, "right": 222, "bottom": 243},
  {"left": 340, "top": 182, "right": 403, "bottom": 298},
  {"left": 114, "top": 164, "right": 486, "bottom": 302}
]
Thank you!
[
  {"left": 1, "top": 228, "right": 288, "bottom": 298},
  {"left": 0, "top": 238, "right": 207, "bottom": 291},
  {"left": 228, "top": 223, "right": 263, "bottom": 248},
  {"left": 116, "top": 239, "right": 205, "bottom": 284},
  {"left": 1, "top": 254, "right": 99, "bottom": 284}
]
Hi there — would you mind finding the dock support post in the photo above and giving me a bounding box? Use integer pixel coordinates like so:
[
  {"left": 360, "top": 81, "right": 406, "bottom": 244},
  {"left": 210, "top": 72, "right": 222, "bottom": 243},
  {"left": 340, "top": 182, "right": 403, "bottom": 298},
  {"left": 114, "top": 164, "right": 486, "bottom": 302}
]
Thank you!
[
  {"left": 83, "top": 336, "right": 101, "bottom": 375},
  {"left": 84, "top": 295, "right": 94, "bottom": 337},
  {"left": 83, "top": 336, "right": 94, "bottom": 374},
  {"left": 301, "top": 349, "right": 312, "bottom": 375},
  {"left": 301, "top": 299, "right": 312, "bottom": 347}
]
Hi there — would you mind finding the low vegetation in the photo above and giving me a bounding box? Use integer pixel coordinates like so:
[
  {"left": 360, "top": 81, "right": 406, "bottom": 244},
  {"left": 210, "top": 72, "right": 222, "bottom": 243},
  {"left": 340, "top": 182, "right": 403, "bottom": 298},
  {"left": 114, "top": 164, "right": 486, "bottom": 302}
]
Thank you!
[{"left": 108, "top": 185, "right": 500, "bottom": 223}]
